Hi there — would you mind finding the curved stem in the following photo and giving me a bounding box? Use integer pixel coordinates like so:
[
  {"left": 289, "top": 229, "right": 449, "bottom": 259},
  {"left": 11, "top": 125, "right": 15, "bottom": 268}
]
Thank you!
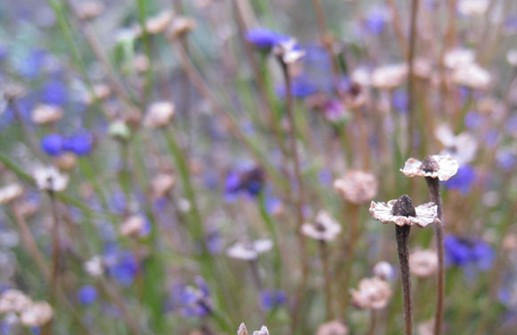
[{"left": 395, "top": 225, "right": 412, "bottom": 335}]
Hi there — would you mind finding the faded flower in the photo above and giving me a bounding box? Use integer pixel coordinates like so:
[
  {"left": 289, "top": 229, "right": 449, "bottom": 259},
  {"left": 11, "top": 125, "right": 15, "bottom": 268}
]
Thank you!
[
  {"left": 120, "top": 215, "right": 146, "bottom": 238},
  {"left": 369, "top": 195, "right": 438, "bottom": 228},
  {"left": 371, "top": 64, "right": 407, "bottom": 90},
  {"left": 227, "top": 239, "right": 273, "bottom": 261},
  {"left": 316, "top": 320, "right": 349, "bottom": 335},
  {"left": 31, "top": 104, "right": 63, "bottom": 125},
  {"left": 151, "top": 173, "right": 175, "bottom": 199},
  {"left": 168, "top": 16, "right": 197, "bottom": 40},
  {"left": 350, "top": 277, "right": 392, "bottom": 310},
  {"left": 33, "top": 166, "right": 69, "bottom": 192},
  {"left": 334, "top": 170, "right": 378, "bottom": 205},
  {"left": 452, "top": 62, "right": 491, "bottom": 90},
  {"left": 273, "top": 39, "right": 305, "bottom": 65},
  {"left": 401, "top": 155, "right": 459, "bottom": 181},
  {"left": 435, "top": 124, "right": 478, "bottom": 165},
  {"left": 409, "top": 249, "right": 438, "bottom": 277},
  {"left": 0, "top": 290, "right": 31, "bottom": 314},
  {"left": 0, "top": 184, "right": 23, "bottom": 205},
  {"left": 373, "top": 261, "right": 395, "bottom": 281},
  {"left": 144, "top": 101, "right": 175, "bottom": 128},
  {"left": 20, "top": 301, "right": 53, "bottom": 327},
  {"left": 301, "top": 210, "right": 341, "bottom": 242},
  {"left": 458, "top": 0, "right": 489, "bottom": 16}
]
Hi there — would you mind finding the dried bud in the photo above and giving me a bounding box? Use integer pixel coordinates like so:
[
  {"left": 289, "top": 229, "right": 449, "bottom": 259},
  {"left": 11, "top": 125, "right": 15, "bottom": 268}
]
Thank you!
[
  {"left": 334, "top": 170, "right": 378, "bottom": 205},
  {"left": 31, "top": 104, "right": 63, "bottom": 125},
  {"left": 391, "top": 195, "right": 416, "bottom": 217}
]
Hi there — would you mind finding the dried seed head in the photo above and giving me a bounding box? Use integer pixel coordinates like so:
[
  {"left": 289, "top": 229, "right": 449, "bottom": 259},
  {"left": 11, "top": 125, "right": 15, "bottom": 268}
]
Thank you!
[
  {"left": 420, "top": 156, "right": 439, "bottom": 173},
  {"left": 391, "top": 195, "right": 416, "bottom": 217},
  {"left": 238, "top": 323, "right": 249, "bottom": 335}
]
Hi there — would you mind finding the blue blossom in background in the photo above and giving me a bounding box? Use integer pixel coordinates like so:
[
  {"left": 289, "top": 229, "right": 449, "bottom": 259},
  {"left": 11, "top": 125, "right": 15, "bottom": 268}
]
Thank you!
[
  {"left": 464, "top": 112, "right": 482, "bottom": 130},
  {"left": 224, "top": 166, "right": 265, "bottom": 201},
  {"left": 171, "top": 277, "right": 212, "bottom": 318},
  {"left": 392, "top": 90, "right": 408, "bottom": 114},
  {"left": 364, "top": 7, "right": 389, "bottom": 35},
  {"left": 12, "top": 48, "right": 46, "bottom": 79},
  {"left": 260, "top": 289, "right": 286, "bottom": 311},
  {"left": 40, "top": 133, "right": 64, "bottom": 156},
  {"left": 444, "top": 235, "right": 495, "bottom": 272},
  {"left": 496, "top": 149, "right": 517, "bottom": 171},
  {"left": 104, "top": 249, "right": 139, "bottom": 287},
  {"left": 77, "top": 285, "right": 98, "bottom": 306},
  {"left": 276, "top": 77, "right": 319, "bottom": 99},
  {"left": 63, "top": 133, "right": 94, "bottom": 156},
  {"left": 40, "top": 77, "right": 68, "bottom": 106},
  {"left": 246, "top": 28, "right": 289, "bottom": 49},
  {"left": 444, "top": 165, "right": 476, "bottom": 194}
]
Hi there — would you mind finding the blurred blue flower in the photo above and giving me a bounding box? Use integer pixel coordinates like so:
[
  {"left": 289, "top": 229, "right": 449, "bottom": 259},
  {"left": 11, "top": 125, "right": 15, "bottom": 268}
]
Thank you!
[
  {"left": 392, "top": 90, "right": 408, "bottom": 114},
  {"left": 364, "top": 7, "right": 388, "bottom": 35},
  {"left": 506, "top": 115, "right": 517, "bottom": 136},
  {"left": 40, "top": 133, "right": 64, "bottom": 156},
  {"left": 225, "top": 166, "right": 265, "bottom": 201},
  {"left": 105, "top": 249, "right": 139, "bottom": 287},
  {"left": 77, "top": 285, "right": 98, "bottom": 306},
  {"left": 464, "top": 112, "right": 482, "bottom": 130},
  {"left": 260, "top": 289, "right": 286, "bottom": 311},
  {"left": 276, "top": 77, "right": 319, "bottom": 99},
  {"left": 171, "top": 277, "right": 212, "bottom": 318},
  {"left": 444, "top": 235, "right": 495, "bottom": 271},
  {"left": 444, "top": 165, "right": 475, "bottom": 194},
  {"left": 496, "top": 149, "right": 517, "bottom": 171},
  {"left": 41, "top": 78, "right": 68, "bottom": 106},
  {"left": 63, "top": 133, "right": 94, "bottom": 156},
  {"left": 246, "top": 28, "right": 289, "bottom": 49},
  {"left": 13, "top": 49, "right": 46, "bottom": 79}
]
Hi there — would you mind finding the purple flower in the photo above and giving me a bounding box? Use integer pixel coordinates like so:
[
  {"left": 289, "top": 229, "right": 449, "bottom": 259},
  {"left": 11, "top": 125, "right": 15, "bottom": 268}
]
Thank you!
[
  {"left": 260, "top": 289, "right": 286, "bottom": 310},
  {"left": 392, "top": 90, "right": 408, "bottom": 114},
  {"left": 104, "top": 249, "right": 139, "bottom": 287},
  {"left": 276, "top": 77, "right": 319, "bottom": 99},
  {"left": 444, "top": 235, "right": 494, "bottom": 271},
  {"left": 444, "top": 165, "right": 476, "bottom": 194},
  {"left": 77, "top": 285, "right": 98, "bottom": 305},
  {"left": 13, "top": 49, "right": 46, "bottom": 79},
  {"left": 63, "top": 133, "right": 94, "bottom": 156},
  {"left": 170, "top": 277, "right": 212, "bottom": 318},
  {"left": 496, "top": 149, "right": 517, "bottom": 171},
  {"left": 246, "top": 28, "right": 289, "bottom": 49},
  {"left": 40, "top": 133, "right": 64, "bottom": 156},
  {"left": 364, "top": 8, "right": 388, "bottom": 35},
  {"left": 464, "top": 112, "right": 482, "bottom": 130},
  {"left": 41, "top": 78, "right": 68, "bottom": 106}
]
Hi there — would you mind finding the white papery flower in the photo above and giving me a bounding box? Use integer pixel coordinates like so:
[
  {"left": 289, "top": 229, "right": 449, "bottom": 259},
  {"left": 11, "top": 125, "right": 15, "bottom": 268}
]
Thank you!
[
  {"left": 400, "top": 155, "right": 459, "bottom": 181},
  {"left": 227, "top": 239, "right": 273, "bottom": 261},
  {"left": 435, "top": 124, "right": 478, "bottom": 164},
  {"left": 33, "top": 166, "right": 69, "bottom": 192},
  {"left": 369, "top": 195, "right": 438, "bottom": 228},
  {"left": 301, "top": 211, "right": 341, "bottom": 242}
]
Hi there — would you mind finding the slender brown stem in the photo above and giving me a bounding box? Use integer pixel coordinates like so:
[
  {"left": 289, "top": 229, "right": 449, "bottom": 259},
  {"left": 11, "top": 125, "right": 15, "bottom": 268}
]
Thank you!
[
  {"left": 319, "top": 240, "right": 333, "bottom": 320},
  {"left": 395, "top": 225, "right": 412, "bottom": 335},
  {"left": 367, "top": 309, "right": 377, "bottom": 335},
  {"left": 425, "top": 177, "right": 444, "bottom": 335},
  {"left": 407, "top": 0, "right": 420, "bottom": 158},
  {"left": 340, "top": 202, "right": 359, "bottom": 316}
]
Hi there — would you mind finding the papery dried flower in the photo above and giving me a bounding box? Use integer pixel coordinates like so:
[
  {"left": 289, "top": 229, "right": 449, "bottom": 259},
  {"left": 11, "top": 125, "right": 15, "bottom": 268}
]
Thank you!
[
  {"left": 83, "top": 255, "right": 104, "bottom": 277},
  {"left": 0, "top": 184, "right": 23, "bottom": 205},
  {"left": 350, "top": 277, "right": 392, "bottom": 310},
  {"left": 168, "top": 16, "right": 197, "bottom": 40},
  {"left": 301, "top": 210, "right": 341, "bottom": 242},
  {"left": 253, "top": 326, "right": 270, "bottom": 335},
  {"left": 19, "top": 301, "right": 53, "bottom": 327},
  {"left": 507, "top": 49, "right": 517, "bottom": 67},
  {"left": 373, "top": 261, "right": 395, "bottom": 281},
  {"left": 84, "top": 83, "right": 111, "bottom": 105},
  {"left": 54, "top": 153, "right": 77, "bottom": 172},
  {"left": 0, "top": 290, "right": 31, "bottom": 314},
  {"left": 458, "top": 0, "right": 489, "bottom": 16},
  {"left": 76, "top": 1, "right": 105, "bottom": 21},
  {"left": 151, "top": 173, "right": 175, "bottom": 199},
  {"left": 435, "top": 125, "right": 478, "bottom": 165},
  {"left": 273, "top": 39, "right": 305, "bottom": 65},
  {"left": 31, "top": 104, "right": 63, "bottom": 125},
  {"left": 401, "top": 155, "right": 459, "bottom": 181},
  {"left": 141, "top": 11, "right": 173, "bottom": 35},
  {"left": 333, "top": 170, "right": 378, "bottom": 205},
  {"left": 227, "top": 239, "right": 273, "bottom": 261},
  {"left": 238, "top": 323, "right": 249, "bottom": 335},
  {"left": 109, "top": 120, "right": 131, "bottom": 142},
  {"left": 371, "top": 64, "right": 407, "bottom": 89},
  {"left": 444, "top": 48, "right": 475, "bottom": 69},
  {"left": 316, "top": 320, "right": 349, "bottom": 335},
  {"left": 409, "top": 249, "right": 438, "bottom": 277},
  {"left": 369, "top": 195, "right": 438, "bottom": 228},
  {"left": 417, "top": 319, "right": 434, "bottom": 335},
  {"left": 452, "top": 62, "right": 491, "bottom": 90},
  {"left": 120, "top": 216, "right": 146, "bottom": 238},
  {"left": 33, "top": 166, "right": 69, "bottom": 192},
  {"left": 144, "top": 101, "right": 175, "bottom": 128}
]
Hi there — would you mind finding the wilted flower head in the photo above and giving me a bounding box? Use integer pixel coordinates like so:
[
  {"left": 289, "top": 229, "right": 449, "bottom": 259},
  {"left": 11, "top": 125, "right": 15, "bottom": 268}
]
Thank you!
[
  {"left": 168, "top": 16, "right": 196, "bottom": 40},
  {"left": 83, "top": 255, "right": 105, "bottom": 277},
  {"left": 334, "top": 170, "right": 378, "bottom": 205},
  {"left": 435, "top": 124, "right": 478, "bottom": 165},
  {"left": 350, "top": 277, "right": 392, "bottom": 310},
  {"left": 253, "top": 326, "right": 270, "bottom": 335},
  {"left": 76, "top": 1, "right": 105, "bottom": 21},
  {"left": 369, "top": 195, "right": 438, "bottom": 228},
  {"left": 316, "top": 320, "right": 349, "bottom": 335},
  {"left": 371, "top": 64, "right": 407, "bottom": 90},
  {"left": 227, "top": 239, "right": 273, "bottom": 261},
  {"left": 19, "top": 301, "right": 53, "bottom": 327},
  {"left": 301, "top": 210, "right": 341, "bottom": 242},
  {"left": 458, "top": 0, "right": 489, "bottom": 16},
  {"left": 31, "top": 104, "right": 63, "bottom": 125},
  {"left": 151, "top": 173, "right": 175, "bottom": 199},
  {"left": 273, "top": 39, "right": 305, "bottom": 65},
  {"left": 409, "top": 249, "right": 438, "bottom": 277},
  {"left": 401, "top": 155, "right": 459, "bottom": 181},
  {"left": 144, "top": 101, "right": 175, "bottom": 128},
  {"left": 140, "top": 11, "right": 173, "bottom": 35},
  {"left": 373, "top": 261, "right": 395, "bottom": 281},
  {"left": 0, "top": 290, "right": 31, "bottom": 314},
  {"left": 33, "top": 166, "right": 69, "bottom": 192},
  {"left": 0, "top": 184, "right": 23, "bottom": 205},
  {"left": 452, "top": 62, "right": 491, "bottom": 89}
]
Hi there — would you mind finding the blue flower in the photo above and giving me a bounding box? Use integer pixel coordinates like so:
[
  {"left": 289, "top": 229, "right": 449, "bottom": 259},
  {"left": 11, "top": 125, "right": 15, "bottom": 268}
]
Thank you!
[
  {"left": 364, "top": 7, "right": 388, "bottom": 35},
  {"left": 13, "top": 49, "right": 46, "bottom": 79},
  {"left": 496, "top": 149, "right": 517, "bottom": 171},
  {"left": 444, "top": 165, "right": 475, "bottom": 194},
  {"left": 224, "top": 166, "right": 265, "bottom": 201},
  {"left": 276, "top": 77, "right": 319, "bottom": 99},
  {"left": 105, "top": 249, "right": 139, "bottom": 287},
  {"left": 171, "top": 277, "right": 212, "bottom": 318},
  {"left": 260, "top": 289, "right": 286, "bottom": 311},
  {"left": 40, "top": 133, "right": 64, "bottom": 156},
  {"left": 246, "top": 28, "right": 289, "bottom": 49},
  {"left": 392, "top": 90, "right": 408, "bottom": 114},
  {"left": 77, "top": 285, "right": 98, "bottom": 305},
  {"left": 444, "top": 235, "right": 495, "bottom": 271},
  {"left": 464, "top": 112, "right": 482, "bottom": 130},
  {"left": 41, "top": 78, "right": 68, "bottom": 106},
  {"left": 63, "top": 133, "right": 94, "bottom": 156}
]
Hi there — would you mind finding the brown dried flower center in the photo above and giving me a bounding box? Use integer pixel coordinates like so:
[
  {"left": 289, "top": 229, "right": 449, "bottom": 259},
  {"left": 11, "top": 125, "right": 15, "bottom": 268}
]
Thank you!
[
  {"left": 391, "top": 195, "right": 416, "bottom": 217},
  {"left": 420, "top": 156, "right": 439, "bottom": 173}
]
